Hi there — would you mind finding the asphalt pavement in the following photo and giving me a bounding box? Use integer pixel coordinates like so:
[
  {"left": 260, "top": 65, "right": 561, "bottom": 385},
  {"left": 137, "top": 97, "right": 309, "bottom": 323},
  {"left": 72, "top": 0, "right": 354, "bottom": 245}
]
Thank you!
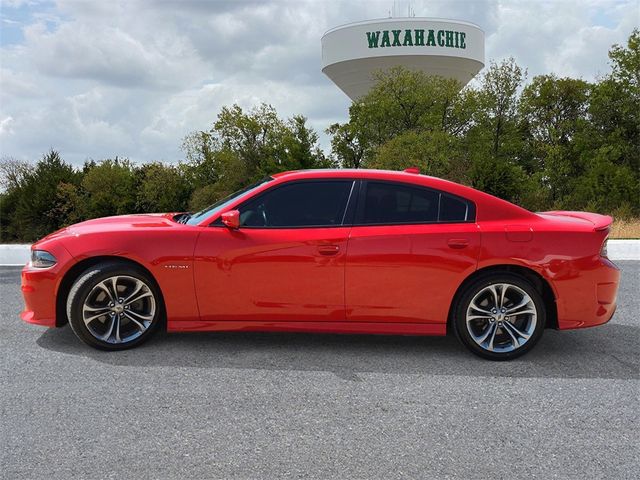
[{"left": 1, "top": 262, "right": 638, "bottom": 479}]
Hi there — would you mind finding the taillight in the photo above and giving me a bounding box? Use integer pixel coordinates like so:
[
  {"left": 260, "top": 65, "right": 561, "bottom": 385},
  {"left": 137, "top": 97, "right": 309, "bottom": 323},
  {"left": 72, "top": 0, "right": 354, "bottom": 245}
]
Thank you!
[{"left": 600, "top": 238, "right": 609, "bottom": 258}]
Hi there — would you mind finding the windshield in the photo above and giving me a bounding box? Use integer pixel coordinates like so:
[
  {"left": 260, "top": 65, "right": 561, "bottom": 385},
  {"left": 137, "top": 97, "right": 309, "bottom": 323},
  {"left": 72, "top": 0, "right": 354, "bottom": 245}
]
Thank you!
[{"left": 185, "top": 177, "right": 273, "bottom": 225}]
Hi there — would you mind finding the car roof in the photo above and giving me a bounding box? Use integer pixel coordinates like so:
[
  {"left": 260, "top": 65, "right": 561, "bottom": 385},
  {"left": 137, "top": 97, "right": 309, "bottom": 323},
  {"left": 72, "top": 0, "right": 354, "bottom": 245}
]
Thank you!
[
  {"left": 271, "top": 168, "right": 463, "bottom": 190},
  {"left": 272, "top": 168, "right": 421, "bottom": 180}
]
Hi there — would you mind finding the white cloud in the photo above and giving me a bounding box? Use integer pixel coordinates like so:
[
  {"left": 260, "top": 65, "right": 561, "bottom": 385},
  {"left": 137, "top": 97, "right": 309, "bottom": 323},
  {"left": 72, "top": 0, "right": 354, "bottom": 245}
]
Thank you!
[
  {"left": 23, "top": 16, "right": 207, "bottom": 89},
  {"left": 0, "top": 116, "right": 15, "bottom": 136},
  {"left": 486, "top": 0, "right": 637, "bottom": 80},
  {"left": 0, "top": 67, "right": 43, "bottom": 97},
  {"left": 0, "top": 0, "right": 636, "bottom": 165}
]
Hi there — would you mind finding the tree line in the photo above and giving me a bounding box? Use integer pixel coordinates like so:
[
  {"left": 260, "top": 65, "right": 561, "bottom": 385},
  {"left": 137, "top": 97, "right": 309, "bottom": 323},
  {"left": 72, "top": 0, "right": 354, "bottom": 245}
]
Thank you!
[
  {"left": 0, "top": 108, "right": 332, "bottom": 242},
  {"left": 1, "top": 30, "right": 638, "bottom": 242}
]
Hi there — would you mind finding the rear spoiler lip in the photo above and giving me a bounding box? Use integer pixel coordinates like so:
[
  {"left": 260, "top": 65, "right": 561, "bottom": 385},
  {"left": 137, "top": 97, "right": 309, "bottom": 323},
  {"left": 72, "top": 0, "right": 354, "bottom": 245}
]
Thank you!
[{"left": 538, "top": 211, "right": 613, "bottom": 232}]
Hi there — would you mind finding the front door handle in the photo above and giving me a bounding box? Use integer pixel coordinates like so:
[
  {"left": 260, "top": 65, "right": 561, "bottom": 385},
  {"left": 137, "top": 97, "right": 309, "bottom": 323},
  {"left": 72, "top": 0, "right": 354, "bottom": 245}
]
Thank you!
[
  {"left": 447, "top": 238, "right": 469, "bottom": 249},
  {"left": 318, "top": 245, "right": 340, "bottom": 256}
]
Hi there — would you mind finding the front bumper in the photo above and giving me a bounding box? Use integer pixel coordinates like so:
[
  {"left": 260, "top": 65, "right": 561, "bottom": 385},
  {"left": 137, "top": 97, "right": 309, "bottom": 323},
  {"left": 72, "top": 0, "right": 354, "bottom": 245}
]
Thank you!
[
  {"left": 21, "top": 265, "right": 60, "bottom": 327},
  {"left": 20, "top": 244, "right": 75, "bottom": 328}
]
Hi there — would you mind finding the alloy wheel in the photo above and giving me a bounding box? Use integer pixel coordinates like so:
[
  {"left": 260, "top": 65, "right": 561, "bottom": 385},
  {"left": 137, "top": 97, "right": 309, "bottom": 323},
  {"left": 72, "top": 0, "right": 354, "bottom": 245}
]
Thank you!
[
  {"left": 82, "top": 275, "right": 156, "bottom": 344},
  {"left": 465, "top": 283, "right": 538, "bottom": 353}
]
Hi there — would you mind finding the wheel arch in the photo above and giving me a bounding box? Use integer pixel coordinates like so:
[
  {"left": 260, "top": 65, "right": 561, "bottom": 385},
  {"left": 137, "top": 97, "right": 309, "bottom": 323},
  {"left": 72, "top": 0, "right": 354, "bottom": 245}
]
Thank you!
[
  {"left": 447, "top": 264, "right": 558, "bottom": 332},
  {"left": 55, "top": 255, "right": 166, "bottom": 328}
]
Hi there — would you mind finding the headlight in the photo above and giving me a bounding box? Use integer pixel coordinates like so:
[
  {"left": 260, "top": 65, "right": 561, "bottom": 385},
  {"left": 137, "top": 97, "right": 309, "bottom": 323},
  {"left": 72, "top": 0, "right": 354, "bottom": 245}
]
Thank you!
[
  {"left": 600, "top": 238, "right": 608, "bottom": 258},
  {"left": 31, "top": 250, "right": 57, "bottom": 268}
]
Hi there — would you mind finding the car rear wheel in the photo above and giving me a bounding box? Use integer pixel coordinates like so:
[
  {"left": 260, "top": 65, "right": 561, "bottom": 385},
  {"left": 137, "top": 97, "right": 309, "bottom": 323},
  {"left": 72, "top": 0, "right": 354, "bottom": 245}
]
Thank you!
[
  {"left": 452, "top": 273, "right": 546, "bottom": 360},
  {"left": 66, "top": 262, "right": 162, "bottom": 350}
]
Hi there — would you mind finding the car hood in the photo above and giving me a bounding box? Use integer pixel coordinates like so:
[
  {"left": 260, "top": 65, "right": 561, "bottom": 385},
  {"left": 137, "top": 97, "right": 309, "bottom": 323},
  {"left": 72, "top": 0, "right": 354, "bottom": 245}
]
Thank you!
[{"left": 38, "top": 213, "right": 181, "bottom": 242}]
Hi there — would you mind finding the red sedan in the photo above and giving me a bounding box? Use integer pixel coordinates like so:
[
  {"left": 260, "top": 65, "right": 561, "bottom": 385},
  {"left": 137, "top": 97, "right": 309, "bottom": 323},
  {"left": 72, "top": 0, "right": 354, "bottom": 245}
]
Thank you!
[{"left": 20, "top": 169, "right": 620, "bottom": 360}]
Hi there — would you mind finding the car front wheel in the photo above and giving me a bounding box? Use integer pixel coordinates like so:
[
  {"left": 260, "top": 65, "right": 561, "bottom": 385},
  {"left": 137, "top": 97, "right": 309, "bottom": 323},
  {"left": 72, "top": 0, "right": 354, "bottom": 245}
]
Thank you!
[
  {"left": 453, "top": 273, "right": 546, "bottom": 360},
  {"left": 66, "top": 262, "right": 162, "bottom": 350}
]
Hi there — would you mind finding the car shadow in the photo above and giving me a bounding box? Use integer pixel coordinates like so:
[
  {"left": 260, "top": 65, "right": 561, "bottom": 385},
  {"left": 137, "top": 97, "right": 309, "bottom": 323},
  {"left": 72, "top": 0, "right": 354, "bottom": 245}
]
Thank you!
[{"left": 36, "top": 322, "right": 639, "bottom": 381}]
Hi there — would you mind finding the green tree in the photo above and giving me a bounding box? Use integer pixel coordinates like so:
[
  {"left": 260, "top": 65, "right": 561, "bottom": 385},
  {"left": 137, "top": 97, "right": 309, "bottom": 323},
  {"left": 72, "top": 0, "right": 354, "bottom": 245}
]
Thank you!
[
  {"left": 0, "top": 157, "right": 34, "bottom": 241},
  {"left": 50, "top": 182, "right": 84, "bottom": 227},
  {"left": 369, "top": 130, "right": 462, "bottom": 180},
  {"left": 282, "top": 115, "right": 333, "bottom": 170},
  {"left": 573, "top": 29, "right": 640, "bottom": 215},
  {"left": 180, "top": 131, "right": 218, "bottom": 189},
  {"left": 469, "top": 156, "right": 529, "bottom": 205},
  {"left": 80, "top": 158, "right": 137, "bottom": 219},
  {"left": 213, "top": 104, "right": 283, "bottom": 180},
  {"left": 359, "top": 68, "right": 464, "bottom": 139},
  {"left": 10, "top": 150, "right": 81, "bottom": 241},
  {"left": 328, "top": 67, "right": 476, "bottom": 176},
  {"left": 571, "top": 146, "right": 639, "bottom": 214},
  {"left": 182, "top": 103, "right": 328, "bottom": 208},
  {"left": 609, "top": 28, "right": 640, "bottom": 91},
  {"left": 462, "top": 58, "right": 530, "bottom": 202},
  {"left": 341, "top": 68, "right": 467, "bottom": 162},
  {"left": 0, "top": 157, "right": 33, "bottom": 192},
  {"left": 326, "top": 122, "right": 366, "bottom": 168},
  {"left": 520, "top": 75, "right": 590, "bottom": 149},
  {"left": 519, "top": 75, "right": 590, "bottom": 204},
  {"left": 136, "top": 162, "right": 191, "bottom": 213},
  {"left": 474, "top": 57, "right": 526, "bottom": 160},
  {"left": 589, "top": 29, "right": 639, "bottom": 174}
]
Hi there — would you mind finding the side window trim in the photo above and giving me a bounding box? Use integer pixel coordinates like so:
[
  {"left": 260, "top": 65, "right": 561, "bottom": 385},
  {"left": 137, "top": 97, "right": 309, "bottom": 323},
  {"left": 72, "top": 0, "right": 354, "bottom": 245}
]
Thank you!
[
  {"left": 233, "top": 179, "right": 356, "bottom": 229},
  {"left": 354, "top": 180, "right": 476, "bottom": 226},
  {"left": 354, "top": 179, "right": 368, "bottom": 225},
  {"left": 341, "top": 180, "right": 360, "bottom": 225}
]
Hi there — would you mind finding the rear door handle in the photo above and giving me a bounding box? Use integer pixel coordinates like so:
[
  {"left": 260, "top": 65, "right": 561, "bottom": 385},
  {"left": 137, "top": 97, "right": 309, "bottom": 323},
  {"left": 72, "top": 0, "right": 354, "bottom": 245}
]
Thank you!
[
  {"left": 318, "top": 245, "right": 340, "bottom": 255},
  {"left": 447, "top": 238, "right": 469, "bottom": 249}
]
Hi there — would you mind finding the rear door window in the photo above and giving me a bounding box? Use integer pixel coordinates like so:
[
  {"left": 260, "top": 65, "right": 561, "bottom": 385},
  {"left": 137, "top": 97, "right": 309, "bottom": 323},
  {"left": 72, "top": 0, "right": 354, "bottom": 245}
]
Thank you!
[{"left": 358, "top": 181, "right": 474, "bottom": 225}]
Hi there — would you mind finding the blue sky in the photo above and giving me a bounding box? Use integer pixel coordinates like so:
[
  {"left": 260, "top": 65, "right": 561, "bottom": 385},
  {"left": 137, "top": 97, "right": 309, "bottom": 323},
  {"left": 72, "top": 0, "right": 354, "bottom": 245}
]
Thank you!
[
  {"left": 1, "top": 0, "right": 61, "bottom": 45},
  {"left": 0, "top": 0, "right": 638, "bottom": 166}
]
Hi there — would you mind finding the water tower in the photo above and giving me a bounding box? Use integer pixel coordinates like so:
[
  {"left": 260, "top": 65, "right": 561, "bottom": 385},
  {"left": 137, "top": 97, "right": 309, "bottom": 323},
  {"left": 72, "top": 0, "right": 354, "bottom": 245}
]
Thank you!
[{"left": 321, "top": 17, "right": 485, "bottom": 100}]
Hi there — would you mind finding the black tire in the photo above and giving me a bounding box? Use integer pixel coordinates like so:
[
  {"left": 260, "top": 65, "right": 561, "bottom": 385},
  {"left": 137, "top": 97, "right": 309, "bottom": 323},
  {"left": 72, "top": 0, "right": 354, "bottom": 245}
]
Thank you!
[
  {"left": 66, "top": 261, "right": 163, "bottom": 350},
  {"left": 452, "top": 273, "right": 546, "bottom": 361}
]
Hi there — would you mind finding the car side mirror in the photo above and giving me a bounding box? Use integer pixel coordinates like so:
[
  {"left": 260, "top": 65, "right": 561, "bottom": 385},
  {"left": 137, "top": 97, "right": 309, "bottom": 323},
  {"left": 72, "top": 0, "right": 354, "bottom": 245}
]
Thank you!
[{"left": 221, "top": 210, "right": 240, "bottom": 229}]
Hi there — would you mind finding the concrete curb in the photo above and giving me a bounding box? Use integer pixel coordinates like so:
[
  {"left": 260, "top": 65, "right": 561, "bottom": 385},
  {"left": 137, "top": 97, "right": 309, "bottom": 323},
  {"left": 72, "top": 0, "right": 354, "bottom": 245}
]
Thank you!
[
  {"left": 0, "top": 244, "right": 31, "bottom": 266},
  {"left": 608, "top": 239, "right": 640, "bottom": 260},
  {"left": 1, "top": 240, "right": 638, "bottom": 266}
]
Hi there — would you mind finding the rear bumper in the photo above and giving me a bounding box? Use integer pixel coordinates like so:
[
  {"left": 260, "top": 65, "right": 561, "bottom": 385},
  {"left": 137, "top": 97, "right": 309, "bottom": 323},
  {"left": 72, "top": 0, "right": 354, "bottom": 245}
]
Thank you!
[{"left": 554, "top": 257, "right": 620, "bottom": 330}]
